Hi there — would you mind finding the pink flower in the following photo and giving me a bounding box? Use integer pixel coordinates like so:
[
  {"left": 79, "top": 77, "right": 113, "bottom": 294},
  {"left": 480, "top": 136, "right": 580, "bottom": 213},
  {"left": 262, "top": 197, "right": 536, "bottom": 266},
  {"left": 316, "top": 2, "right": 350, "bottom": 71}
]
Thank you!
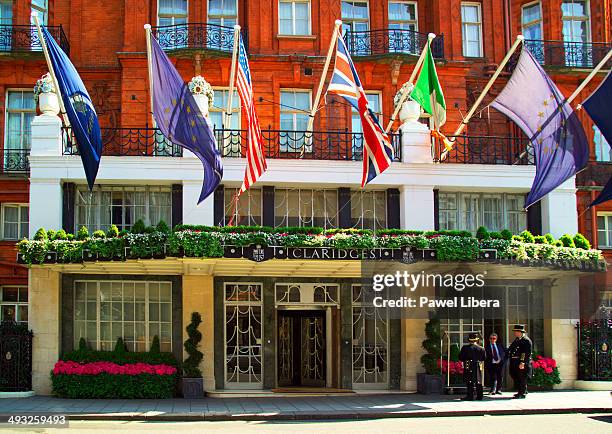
[{"left": 52, "top": 360, "right": 177, "bottom": 376}]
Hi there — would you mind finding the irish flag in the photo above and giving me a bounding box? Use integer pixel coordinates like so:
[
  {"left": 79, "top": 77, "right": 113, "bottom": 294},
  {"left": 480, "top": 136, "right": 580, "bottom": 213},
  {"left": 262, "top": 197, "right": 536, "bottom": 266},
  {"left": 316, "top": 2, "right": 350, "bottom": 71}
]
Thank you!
[{"left": 410, "top": 41, "right": 446, "bottom": 129}]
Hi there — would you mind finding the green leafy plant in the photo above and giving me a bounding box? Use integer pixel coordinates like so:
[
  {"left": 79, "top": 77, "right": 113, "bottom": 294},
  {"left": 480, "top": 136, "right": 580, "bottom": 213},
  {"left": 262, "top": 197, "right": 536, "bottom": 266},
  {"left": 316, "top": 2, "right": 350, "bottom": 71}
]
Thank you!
[
  {"left": 33, "top": 228, "right": 48, "bottom": 241},
  {"left": 156, "top": 220, "right": 171, "bottom": 234},
  {"left": 150, "top": 335, "right": 161, "bottom": 354},
  {"left": 77, "top": 226, "right": 89, "bottom": 241},
  {"left": 544, "top": 233, "right": 555, "bottom": 244},
  {"left": 520, "top": 230, "right": 535, "bottom": 244},
  {"left": 573, "top": 233, "right": 591, "bottom": 250},
  {"left": 534, "top": 235, "right": 548, "bottom": 244},
  {"left": 489, "top": 231, "right": 502, "bottom": 239},
  {"left": 476, "top": 226, "right": 489, "bottom": 240},
  {"left": 106, "top": 224, "right": 119, "bottom": 238},
  {"left": 92, "top": 230, "right": 106, "bottom": 239},
  {"left": 114, "top": 337, "right": 127, "bottom": 354},
  {"left": 421, "top": 317, "right": 442, "bottom": 375},
  {"left": 54, "top": 229, "right": 68, "bottom": 241},
  {"left": 183, "top": 312, "right": 203, "bottom": 378},
  {"left": 559, "top": 234, "right": 575, "bottom": 248},
  {"left": 131, "top": 219, "right": 146, "bottom": 234},
  {"left": 500, "top": 229, "right": 513, "bottom": 241}
]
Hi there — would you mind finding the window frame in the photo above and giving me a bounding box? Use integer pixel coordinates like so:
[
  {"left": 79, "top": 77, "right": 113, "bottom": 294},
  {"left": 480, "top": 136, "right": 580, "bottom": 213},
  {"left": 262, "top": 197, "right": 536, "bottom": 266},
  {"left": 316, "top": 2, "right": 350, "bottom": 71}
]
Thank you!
[
  {"left": 351, "top": 91, "right": 382, "bottom": 134},
  {"left": 350, "top": 189, "right": 388, "bottom": 230},
  {"left": 341, "top": 0, "right": 370, "bottom": 33},
  {"left": 561, "top": 0, "right": 591, "bottom": 43},
  {"left": 278, "top": 0, "right": 312, "bottom": 36},
  {"left": 1, "top": 203, "right": 29, "bottom": 240},
  {"left": 4, "top": 89, "right": 36, "bottom": 154},
  {"left": 460, "top": 2, "right": 483, "bottom": 58},
  {"left": 31, "top": 0, "right": 48, "bottom": 25},
  {"left": 388, "top": 0, "right": 418, "bottom": 31},
  {"left": 279, "top": 89, "right": 312, "bottom": 153},
  {"left": 593, "top": 125, "right": 611, "bottom": 162},
  {"left": 274, "top": 188, "right": 339, "bottom": 229},
  {"left": 0, "top": 286, "right": 28, "bottom": 325},
  {"left": 208, "top": 0, "right": 238, "bottom": 27},
  {"left": 521, "top": 1, "right": 543, "bottom": 40},
  {"left": 223, "top": 187, "right": 262, "bottom": 226},
  {"left": 597, "top": 212, "right": 612, "bottom": 249},
  {"left": 157, "top": 0, "right": 189, "bottom": 26}
]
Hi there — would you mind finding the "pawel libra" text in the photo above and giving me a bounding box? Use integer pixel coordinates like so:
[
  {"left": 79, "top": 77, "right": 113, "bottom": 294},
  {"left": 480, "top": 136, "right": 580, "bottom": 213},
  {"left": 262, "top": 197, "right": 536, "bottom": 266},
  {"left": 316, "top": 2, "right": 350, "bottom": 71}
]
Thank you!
[{"left": 373, "top": 296, "right": 501, "bottom": 308}]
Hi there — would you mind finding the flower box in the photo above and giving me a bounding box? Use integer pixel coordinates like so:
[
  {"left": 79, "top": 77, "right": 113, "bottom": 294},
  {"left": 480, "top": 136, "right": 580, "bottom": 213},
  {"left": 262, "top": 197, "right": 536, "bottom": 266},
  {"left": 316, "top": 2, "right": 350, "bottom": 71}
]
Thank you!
[{"left": 416, "top": 373, "right": 443, "bottom": 394}]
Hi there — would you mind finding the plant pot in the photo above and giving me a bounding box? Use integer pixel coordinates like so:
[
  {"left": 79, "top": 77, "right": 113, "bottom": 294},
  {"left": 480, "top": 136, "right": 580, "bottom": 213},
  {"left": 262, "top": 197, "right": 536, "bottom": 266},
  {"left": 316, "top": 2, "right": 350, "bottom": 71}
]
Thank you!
[
  {"left": 181, "top": 377, "right": 205, "bottom": 399},
  {"left": 43, "top": 251, "right": 57, "bottom": 263},
  {"left": 82, "top": 249, "right": 97, "bottom": 262},
  {"left": 417, "top": 373, "right": 443, "bottom": 394},
  {"left": 38, "top": 92, "right": 60, "bottom": 116}
]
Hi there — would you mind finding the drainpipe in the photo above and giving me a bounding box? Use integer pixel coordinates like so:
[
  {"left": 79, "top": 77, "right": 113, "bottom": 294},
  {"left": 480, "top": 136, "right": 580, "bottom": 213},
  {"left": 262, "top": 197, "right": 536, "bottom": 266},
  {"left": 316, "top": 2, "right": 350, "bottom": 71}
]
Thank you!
[{"left": 503, "top": 0, "right": 512, "bottom": 52}]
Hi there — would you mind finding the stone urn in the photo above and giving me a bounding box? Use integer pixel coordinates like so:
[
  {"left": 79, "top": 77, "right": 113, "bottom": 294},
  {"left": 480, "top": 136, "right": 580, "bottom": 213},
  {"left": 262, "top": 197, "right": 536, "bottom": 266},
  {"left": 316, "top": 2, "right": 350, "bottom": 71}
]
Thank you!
[
  {"left": 397, "top": 99, "right": 431, "bottom": 164},
  {"left": 399, "top": 99, "right": 424, "bottom": 126},
  {"left": 188, "top": 75, "right": 214, "bottom": 121},
  {"left": 34, "top": 73, "right": 60, "bottom": 116}
]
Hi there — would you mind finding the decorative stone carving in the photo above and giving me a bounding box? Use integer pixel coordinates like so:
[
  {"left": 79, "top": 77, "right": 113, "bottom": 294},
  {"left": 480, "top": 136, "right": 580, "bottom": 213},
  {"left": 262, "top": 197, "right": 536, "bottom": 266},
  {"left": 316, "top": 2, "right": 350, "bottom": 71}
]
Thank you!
[{"left": 188, "top": 75, "right": 214, "bottom": 119}]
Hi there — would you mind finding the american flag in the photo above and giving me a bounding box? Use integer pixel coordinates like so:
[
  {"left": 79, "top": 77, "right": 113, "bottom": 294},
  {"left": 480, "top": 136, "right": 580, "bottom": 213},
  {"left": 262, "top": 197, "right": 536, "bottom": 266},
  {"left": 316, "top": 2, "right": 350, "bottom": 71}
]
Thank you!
[
  {"left": 235, "top": 36, "right": 266, "bottom": 194},
  {"left": 327, "top": 33, "right": 394, "bottom": 186}
]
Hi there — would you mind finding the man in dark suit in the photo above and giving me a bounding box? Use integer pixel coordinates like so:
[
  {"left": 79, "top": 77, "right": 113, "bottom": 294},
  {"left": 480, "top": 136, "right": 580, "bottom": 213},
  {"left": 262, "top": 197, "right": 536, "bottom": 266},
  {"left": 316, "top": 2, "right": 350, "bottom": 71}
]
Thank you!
[
  {"left": 485, "top": 332, "right": 506, "bottom": 395},
  {"left": 507, "top": 324, "right": 532, "bottom": 399},
  {"left": 459, "top": 332, "right": 486, "bottom": 401}
]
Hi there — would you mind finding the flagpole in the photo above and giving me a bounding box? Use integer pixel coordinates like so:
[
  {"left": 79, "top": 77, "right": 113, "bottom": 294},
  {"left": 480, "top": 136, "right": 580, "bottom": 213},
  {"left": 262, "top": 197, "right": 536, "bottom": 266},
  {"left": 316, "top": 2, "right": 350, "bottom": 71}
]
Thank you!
[
  {"left": 570, "top": 49, "right": 612, "bottom": 105},
  {"left": 144, "top": 24, "right": 155, "bottom": 128},
  {"left": 225, "top": 25, "right": 241, "bottom": 128},
  {"left": 440, "top": 35, "right": 524, "bottom": 160},
  {"left": 384, "top": 33, "right": 436, "bottom": 134},
  {"left": 32, "top": 12, "right": 70, "bottom": 128},
  {"left": 305, "top": 19, "right": 343, "bottom": 140}
]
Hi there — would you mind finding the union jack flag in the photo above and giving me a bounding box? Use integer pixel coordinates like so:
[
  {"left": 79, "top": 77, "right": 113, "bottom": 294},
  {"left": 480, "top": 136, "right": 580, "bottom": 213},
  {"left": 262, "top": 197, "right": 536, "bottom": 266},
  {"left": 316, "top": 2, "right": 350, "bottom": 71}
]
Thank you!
[
  {"left": 327, "top": 33, "right": 394, "bottom": 186},
  {"left": 235, "top": 36, "right": 266, "bottom": 194}
]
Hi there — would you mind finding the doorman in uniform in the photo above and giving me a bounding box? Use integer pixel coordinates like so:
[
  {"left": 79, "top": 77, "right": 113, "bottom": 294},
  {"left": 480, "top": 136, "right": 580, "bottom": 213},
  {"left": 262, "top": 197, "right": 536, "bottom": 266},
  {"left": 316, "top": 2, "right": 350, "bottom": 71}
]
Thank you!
[
  {"left": 507, "top": 324, "right": 532, "bottom": 399},
  {"left": 459, "top": 332, "right": 486, "bottom": 400}
]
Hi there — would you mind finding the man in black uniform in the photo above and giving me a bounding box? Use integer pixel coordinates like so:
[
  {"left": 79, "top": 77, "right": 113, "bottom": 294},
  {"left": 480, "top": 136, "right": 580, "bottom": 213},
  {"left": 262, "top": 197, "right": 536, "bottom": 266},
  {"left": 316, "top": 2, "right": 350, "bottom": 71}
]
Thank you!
[
  {"left": 507, "top": 324, "right": 532, "bottom": 399},
  {"left": 458, "top": 332, "right": 486, "bottom": 401}
]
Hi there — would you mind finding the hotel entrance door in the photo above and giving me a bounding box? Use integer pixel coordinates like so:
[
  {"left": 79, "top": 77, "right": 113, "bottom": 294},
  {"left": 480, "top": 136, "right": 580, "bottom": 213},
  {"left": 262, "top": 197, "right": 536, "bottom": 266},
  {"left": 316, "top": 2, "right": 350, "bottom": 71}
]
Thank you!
[{"left": 277, "top": 310, "right": 326, "bottom": 387}]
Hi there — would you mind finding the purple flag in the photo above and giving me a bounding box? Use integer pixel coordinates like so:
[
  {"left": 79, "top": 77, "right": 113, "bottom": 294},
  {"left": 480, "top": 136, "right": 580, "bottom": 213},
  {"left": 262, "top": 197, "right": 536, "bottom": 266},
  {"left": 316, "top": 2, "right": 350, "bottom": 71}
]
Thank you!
[
  {"left": 150, "top": 35, "right": 222, "bottom": 203},
  {"left": 491, "top": 48, "right": 589, "bottom": 208}
]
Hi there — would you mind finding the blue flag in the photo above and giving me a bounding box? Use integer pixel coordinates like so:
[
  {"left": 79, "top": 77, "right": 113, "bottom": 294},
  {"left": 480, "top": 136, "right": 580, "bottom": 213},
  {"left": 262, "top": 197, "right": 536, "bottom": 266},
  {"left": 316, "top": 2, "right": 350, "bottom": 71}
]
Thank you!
[
  {"left": 583, "top": 71, "right": 612, "bottom": 207},
  {"left": 149, "top": 35, "right": 222, "bottom": 203},
  {"left": 41, "top": 26, "right": 102, "bottom": 189},
  {"left": 491, "top": 48, "right": 589, "bottom": 208}
]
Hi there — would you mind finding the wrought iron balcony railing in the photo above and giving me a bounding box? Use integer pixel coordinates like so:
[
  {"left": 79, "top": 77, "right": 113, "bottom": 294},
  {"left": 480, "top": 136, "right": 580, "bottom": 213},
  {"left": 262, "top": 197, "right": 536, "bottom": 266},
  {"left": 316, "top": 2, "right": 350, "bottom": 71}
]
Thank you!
[
  {"left": 435, "top": 135, "right": 534, "bottom": 165},
  {"left": 152, "top": 23, "right": 246, "bottom": 53},
  {"left": 524, "top": 39, "right": 611, "bottom": 69},
  {"left": 344, "top": 29, "right": 444, "bottom": 59},
  {"left": 0, "top": 25, "right": 69, "bottom": 55},
  {"left": 215, "top": 127, "right": 402, "bottom": 162},
  {"left": 1, "top": 149, "right": 30, "bottom": 173},
  {"left": 62, "top": 127, "right": 183, "bottom": 157}
]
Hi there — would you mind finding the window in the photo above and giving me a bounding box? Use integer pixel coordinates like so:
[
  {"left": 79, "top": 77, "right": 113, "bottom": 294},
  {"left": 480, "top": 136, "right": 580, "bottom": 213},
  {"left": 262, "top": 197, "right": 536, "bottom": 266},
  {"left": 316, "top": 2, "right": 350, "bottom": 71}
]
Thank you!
[
  {"left": 280, "top": 90, "right": 311, "bottom": 152},
  {"left": 351, "top": 190, "right": 387, "bottom": 230},
  {"left": 75, "top": 185, "right": 172, "bottom": 232},
  {"left": 158, "top": 0, "right": 188, "bottom": 26},
  {"left": 209, "top": 0, "right": 238, "bottom": 27},
  {"left": 388, "top": 1, "right": 418, "bottom": 54},
  {"left": 30, "top": 0, "right": 47, "bottom": 25},
  {"left": 522, "top": 2, "right": 543, "bottom": 40},
  {"left": 438, "top": 192, "right": 527, "bottom": 234},
  {"left": 0, "top": 287, "right": 28, "bottom": 326},
  {"left": 352, "top": 93, "right": 381, "bottom": 134},
  {"left": 461, "top": 2, "right": 483, "bottom": 57},
  {"left": 0, "top": 0, "right": 12, "bottom": 25},
  {"left": 594, "top": 126, "right": 611, "bottom": 163},
  {"left": 562, "top": 0, "right": 590, "bottom": 44},
  {"left": 279, "top": 0, "right": 311, "bottom": 35},
  {"left": 74, "top": 280, "right": 172, "bottom": 352},
  {"left": 223, "top": 187, "right": 262, "bottom": 226},
  {"left": 342, "top": 1, "right": 369, "bottom": 33},
  {"left": 274, "top": 188, "right": 338, "bottom": 228},
  {"left": 5, "top": 90, "right": 35, "bottom": 169},
  {"left": 597, "top": 213, "right": 612, "bottom": 248},
  {"left": 210, "top": 88, "right": 241, "bottom": 156},
  {"left": 1, "top": 204, "right": 28, "bottom": 240}
]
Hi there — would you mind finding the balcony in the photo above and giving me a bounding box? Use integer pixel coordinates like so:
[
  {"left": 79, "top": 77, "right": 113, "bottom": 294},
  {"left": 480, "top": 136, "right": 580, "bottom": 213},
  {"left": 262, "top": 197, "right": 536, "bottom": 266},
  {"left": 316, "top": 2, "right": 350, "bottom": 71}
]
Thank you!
[
  {"left": 0, "top": 25, "right": 69, "bottom": 56},
  {"left": 1, "top": 149, "right": 30, "bottom": 173},
  {"left": 524, "top": 39, "right": 611, "bottom": 69},
  {"left": 152, "top": 23, "right": 246, "bottom": 53},
  {"left": 434, "top": 135, "right": 534, "bottom": 165},
  {"left": 62, "top": 126, "right": 401, "bottom": 162},
  {"left": 344, "top": 29, "right": 444, "bottom": 59}
]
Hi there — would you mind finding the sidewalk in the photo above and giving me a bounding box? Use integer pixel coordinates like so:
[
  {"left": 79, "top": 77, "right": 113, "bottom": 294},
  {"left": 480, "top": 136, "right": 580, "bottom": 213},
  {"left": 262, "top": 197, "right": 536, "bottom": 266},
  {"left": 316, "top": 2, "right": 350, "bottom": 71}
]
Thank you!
[{"left": 0, "top": 391, "right": 609, "bottom": 421}]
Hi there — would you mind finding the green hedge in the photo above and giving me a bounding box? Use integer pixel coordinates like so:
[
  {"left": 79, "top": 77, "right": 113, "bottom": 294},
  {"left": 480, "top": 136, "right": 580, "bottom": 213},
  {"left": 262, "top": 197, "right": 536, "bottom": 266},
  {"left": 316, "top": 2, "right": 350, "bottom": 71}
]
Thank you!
[
  {"left": 61, "top": 347, "right": 178, "bottom": 366},
  {"left": 52, "top": 373, "right": 176, "bottom": 399}
]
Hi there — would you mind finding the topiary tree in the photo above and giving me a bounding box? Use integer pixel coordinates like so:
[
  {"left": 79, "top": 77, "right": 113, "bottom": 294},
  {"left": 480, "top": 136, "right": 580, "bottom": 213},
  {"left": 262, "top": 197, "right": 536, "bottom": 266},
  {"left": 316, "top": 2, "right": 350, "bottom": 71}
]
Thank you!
[
  {"left": 156, "top": 220, "right": 170, "bottom": 234},
  {"left": 114, "top": 337, "right": 127, "bottom": 353},
  {"left": 544, "top": 233, "right": 555, "bottom": 244},
  {"left": 47, "top": 229, "right": 56, "bottom": 241},
  {"left": 131, "top": 219, "right": 146, "bottom": 234},
  {"left": 534, "top": 235, "right": 547, "bottom": 244},
  {"left": 520, "top": 230, "right": 535, "bottom": 244},
  {"left": 183, "top": 312, "right": 203, "bottom": 378},
  {"left": 573, "top": 233, "right": 591, "bottom": 250},
  {"left": 559, "top": 234, "right": 575, "bottom": 248},
  {"left": 107, "top": 224, "right": 119, "bottom": 238},
  {"left": 78, "top": 337, "right": 89, "bottom": 351},
  {"left": 77, "top": 226, "right": 89, "bottom": 241},
  {"left": 420, "top": 316, "right": 442, "bottom": 375},
  {"left": 54, "top": 229, "right": 68, "bottom": 240},
  {"left": 33, "top": 227, "right": 48, "bottom": 241},
  {"left": 500, "top": 229, "right": 513, "bottom": 241},
  {"left": 92, "top": 230, "right": 106, "bottom": 239},
  {"left": 476, "top": 226, "right": 489, "bottom": 240},
  {"left": 489, "top": 231, "right": 502, "bottom": 239},
  {"left": 150, "top": 335, "right": 161, "bottom": 354}
]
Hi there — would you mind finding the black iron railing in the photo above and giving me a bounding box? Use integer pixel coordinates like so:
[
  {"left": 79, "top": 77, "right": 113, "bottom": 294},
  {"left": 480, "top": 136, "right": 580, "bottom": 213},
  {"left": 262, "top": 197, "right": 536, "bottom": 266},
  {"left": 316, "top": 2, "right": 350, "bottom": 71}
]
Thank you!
[
  {"left": 524, "top": 39, "right": 611, "bottom": 69},
  {"left": 435, "top": 135, "right": 534, "bottom": 165},
  {"left": 578, "top": 317, "right": 611, "bottom": 381},
  {"left": 344, "top": 29, "right": 444, "bottom": 59},
  {"left": 215, "top": 127, "right": 402, "bottom": 161},
  {"left": 153, "top": 23, "right": 246, "bottom": 53},
  {"left": 0, "top": 321, "right": 33, "bottom": 392},
  {"left": 62, "top": 127, "right": 183, "bottom": 157},
  {"left": 0, "top": 25, "right": 69, "bottom": 55},
  {"left": 1, "top": 149, "right": 30, "bottom": 173}
]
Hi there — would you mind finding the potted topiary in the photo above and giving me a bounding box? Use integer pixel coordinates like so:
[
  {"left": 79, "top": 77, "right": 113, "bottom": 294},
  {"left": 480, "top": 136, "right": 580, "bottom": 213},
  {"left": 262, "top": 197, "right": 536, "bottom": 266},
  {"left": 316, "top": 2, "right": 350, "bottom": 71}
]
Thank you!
[
  {"left": 182, "top": 312, "right": 204, "bottom": 398},
  {"left": 417, "top": 316, "right": 443, "bottom": 394}
]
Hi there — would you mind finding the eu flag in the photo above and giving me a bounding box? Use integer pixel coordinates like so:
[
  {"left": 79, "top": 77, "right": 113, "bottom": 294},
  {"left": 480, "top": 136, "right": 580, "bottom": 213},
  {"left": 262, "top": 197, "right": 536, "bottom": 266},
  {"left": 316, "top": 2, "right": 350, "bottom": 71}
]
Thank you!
[
  {"left": 149, "top": 35, "right": 222, "bottom": 203},
  {"left": 491, "top": 48, "right": 589, "bottom": 208},
  {"left": 41, "top": 26, "right": 102, "bottom": 190},
  {"left": 583, "top": 71, "right": 612, "bottom": 207}
]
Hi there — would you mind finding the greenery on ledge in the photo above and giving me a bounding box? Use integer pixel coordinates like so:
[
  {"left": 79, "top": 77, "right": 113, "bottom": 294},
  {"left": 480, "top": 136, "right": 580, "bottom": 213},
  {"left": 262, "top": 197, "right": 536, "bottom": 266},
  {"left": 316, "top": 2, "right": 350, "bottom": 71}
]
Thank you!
[{"left": 16, "top": 221, "right": 605, "bottom": 269}]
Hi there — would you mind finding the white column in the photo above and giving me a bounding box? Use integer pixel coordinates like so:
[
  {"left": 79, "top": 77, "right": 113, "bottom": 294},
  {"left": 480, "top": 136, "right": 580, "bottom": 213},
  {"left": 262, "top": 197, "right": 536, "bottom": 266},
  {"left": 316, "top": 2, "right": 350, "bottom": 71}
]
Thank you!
[
  {"left": 29, "top": 179, "right": 63, "bottom": 236},
  {"left": 182, "top": 181, "right": 215, "bottom": 226},
  {"left": 30, "top": 112, "right": 63, "bottom": 157},
  {"left": 540, "top": 183, "right": 578, "bottom": 237},
  {"left": 399, "top": 185, "right": 435, "bottom": 231},
  {"left": 399, "top": 101, "right": 432, "bottom": 164}
]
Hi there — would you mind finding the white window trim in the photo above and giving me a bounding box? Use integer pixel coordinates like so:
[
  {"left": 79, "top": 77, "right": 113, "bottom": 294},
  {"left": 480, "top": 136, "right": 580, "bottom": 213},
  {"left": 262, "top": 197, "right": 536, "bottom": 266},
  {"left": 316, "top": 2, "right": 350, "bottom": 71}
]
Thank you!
[
  {"left": 211, "top": 87, "right": 241, "bottom": 129},
  {"left": 342, "top": 1, "right": 370, "bottom": 31},
  {"left": 521, "top": 1, "right": 543, "bottom": 39},
  {"left": 273, "top": 188, "right": 339, "bottom": 229},
  {"left": 31, "top": 0, "right": 48, "bottom": 25},
  {"left": 157, "top": 0, "right": 189, "bottom": 26},
  {"left": 279, "top": 88, "right": 312, "bottom": 129},
  {"left": 593, "top": 125, "right": 611, "bottom": 162},
  {"left": 4, "top": 89, "right": 36, "bottom": 153},
  {"left": 278, "top": 0, "right": 312, "bottom": 36},
  {"left": 388, "top": 0, "right": 418, "bottom": 30},
  {"left": 598, "top": 212, "right": 612, "bottom": 248},
  {"left": 562, "top": 0, "right": 591, "bottom": 43},
  {"left": 0, "top": 286, "right": 28, "bottom": 324},
  {"left": 223, "top": 187, "right": 262, "bottom": 226},
  {"left": 461, "top": 2, "right": 483, "bottom": 58},
  {"left": 1, "top": 203, "right": 28, "bottom": 240},
  {"left": 350, "top": 189, "right": 388, "bottom": 230},
  {"left": 208, "top": 0, "right": 238, "bottom": 26}
]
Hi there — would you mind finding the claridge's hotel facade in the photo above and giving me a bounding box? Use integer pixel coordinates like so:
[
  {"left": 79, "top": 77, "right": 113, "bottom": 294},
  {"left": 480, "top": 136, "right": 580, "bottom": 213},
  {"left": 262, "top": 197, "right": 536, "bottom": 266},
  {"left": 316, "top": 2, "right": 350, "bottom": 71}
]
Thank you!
[{"left": 0, "top": 0, "right": 610, "bottom": 395}]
